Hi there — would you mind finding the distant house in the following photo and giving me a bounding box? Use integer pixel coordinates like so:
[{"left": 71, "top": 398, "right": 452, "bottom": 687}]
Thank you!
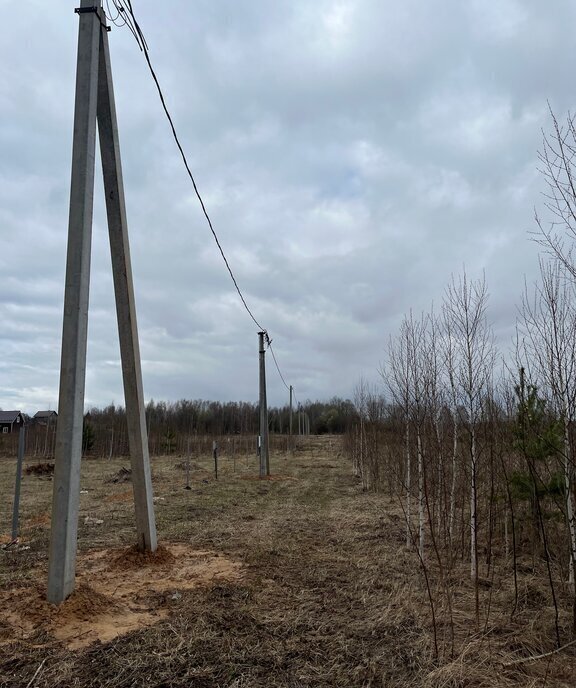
[
  {"left": 34, "top": 410, "right": 58, "bottom": 426},
  {"left": 0, "top": 411, "right": 24, "bottom": 434}
]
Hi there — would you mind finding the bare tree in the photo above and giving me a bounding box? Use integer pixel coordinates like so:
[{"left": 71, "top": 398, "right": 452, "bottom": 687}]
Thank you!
[
  {"left": 518, "top": 259, "right": 576, "bottom": 587},
  {"left": 353, "top": 377, "right": 370, "bottom": 490},
  {"left": 422, "top": 308, "right": 447, "bottom": 541},
  {"left": 442, "top": 311, "right": 460, "bottom": 547},
  {"left": 443, "top": 270, "right": 495, "bottom": 614},
  {"left": 535, "top": 109, "right": 576, "bottom": 280},
  {"left": 387, "top": 312, "right": 428, "bottom": 556},
  {"left": 387, "top": 323, "right": 413, "bottom": 548}
]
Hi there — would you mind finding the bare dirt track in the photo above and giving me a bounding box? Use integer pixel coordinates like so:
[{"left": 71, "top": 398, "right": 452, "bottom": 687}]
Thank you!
[{"left": 0, "top": 436, "right": 575, "bottom": 687}]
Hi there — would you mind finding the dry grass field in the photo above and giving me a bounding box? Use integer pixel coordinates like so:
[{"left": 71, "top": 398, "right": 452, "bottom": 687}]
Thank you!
[{"left": 1, "top": 435, "right": 575, "bottom": 687}]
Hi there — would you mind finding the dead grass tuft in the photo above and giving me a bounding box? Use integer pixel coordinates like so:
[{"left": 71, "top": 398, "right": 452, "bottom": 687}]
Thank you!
[
  {"left": 24, "top": 462, "right": 54, "bottom": 476},
  {"left": 105, "top": 466, "right": 132, "bottom": 483},
  {"left": 239, "top": 474, "right": 297, "bottom": 481}
]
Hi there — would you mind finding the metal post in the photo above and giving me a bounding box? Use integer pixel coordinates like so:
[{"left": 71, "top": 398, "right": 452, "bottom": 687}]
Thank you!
[
  {"left": 47, "top": 0, "right": 101, "bottom": 604},
  {"left": 213, "top": 440, "right": 218, "bottom": 480},
  {"left": 258, "top": 332, "right": 270, "bottom": 477},
  {"left": 11, "top": 426, "right": 26, "bottom": 542}
]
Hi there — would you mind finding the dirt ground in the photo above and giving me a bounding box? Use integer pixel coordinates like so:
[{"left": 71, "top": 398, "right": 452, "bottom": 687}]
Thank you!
[
  {"left": 2, "top": 544, "right": 243, "bottom": 651},
  {"left": 0, "top": 436, "right": 575, "bottom": 687}
]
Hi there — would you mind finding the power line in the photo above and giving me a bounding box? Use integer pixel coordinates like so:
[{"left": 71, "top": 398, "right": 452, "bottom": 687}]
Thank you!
[
  {"left": 267, "top": 340, "right": 290, "bottom": 392},
  {"left": 121, "top": 0, "right": 265, "bottom": 333},
  {"left": 106, "top": 0, "right": 143, "bottom": 47},
  {"left": 106, "top": 2, "right": 296, "bottom": 395},
  {"left": 104, "top": 0, "right": 123, "bottom": 25}
]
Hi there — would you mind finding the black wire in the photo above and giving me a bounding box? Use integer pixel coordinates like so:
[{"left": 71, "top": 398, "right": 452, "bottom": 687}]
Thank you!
[
  {"left": 105, "top": 0, "right": 123, "bottom": 24},
  {"left": 109, "top": 0, "right": 144, "bottom": 48},
  {"left": 124, "top": 1, "right": 148, "bottom": 50},
  {"left": 268, "top": 341, "right": 290, "bottom": 392},
  {"left": 112, "top": 2, "right": 297, "bottom": 398},
  {"left": 122, "top": 0, "right": 265, "bottom": 332},
  {"left": 122, "top": 9, "right": 145, "bottom": 49}
]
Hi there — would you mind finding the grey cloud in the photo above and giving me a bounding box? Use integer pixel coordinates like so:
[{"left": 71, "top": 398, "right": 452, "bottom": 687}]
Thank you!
[{"left": 1, "top": 1, "right": 572, "bottom": 413}]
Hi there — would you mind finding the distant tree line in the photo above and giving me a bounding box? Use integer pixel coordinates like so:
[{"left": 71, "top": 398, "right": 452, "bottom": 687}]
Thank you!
[
  {"left": 0, "top": 398, "right": 355, "bottom": 460},
  {"left": 75, "top": 396, "right": 356, "bottom": 458}
]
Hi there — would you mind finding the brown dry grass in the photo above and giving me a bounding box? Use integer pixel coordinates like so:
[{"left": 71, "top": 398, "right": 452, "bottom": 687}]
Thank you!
[{"left": 0, "top": 436, "right": 575, "bottom": 686}]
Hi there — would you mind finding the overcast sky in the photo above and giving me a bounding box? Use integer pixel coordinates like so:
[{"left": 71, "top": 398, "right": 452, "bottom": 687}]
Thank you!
[{"left": 1, "top": 0, "right": 575, "bottom": 414}]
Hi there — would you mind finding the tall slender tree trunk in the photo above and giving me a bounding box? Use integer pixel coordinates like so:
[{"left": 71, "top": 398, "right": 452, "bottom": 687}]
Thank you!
[
  {"left": 449, "top": 410, "right": 458, "bottom": 545},
  {"left": 406, "top": 419, "right": 411, "bottom": 548},
  {"left": 470, "top": 425, "right": 480, "bottom": 624},
  {"left": 563, "top": 415, "right": 576, "bottom": 587},
  {"left": 470, "top": 427, "right": 478, "bottom": 581},
  {"left": 418, "top": 428, "right": 425, "bottom": 559}
]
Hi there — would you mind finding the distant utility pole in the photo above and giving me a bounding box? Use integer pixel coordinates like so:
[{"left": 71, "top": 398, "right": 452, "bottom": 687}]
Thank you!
[
  {"left": 289, "top": 385, "right": 293, "bottom": 450},
  {"left": 258, "top": 332, "right": 270, "bottom": 477},
  {"left": 11, "top": 426, "right": 26, "bottom": 542},
  {"left": 47, "top": 1, "right": 157, "bottom": 605}
]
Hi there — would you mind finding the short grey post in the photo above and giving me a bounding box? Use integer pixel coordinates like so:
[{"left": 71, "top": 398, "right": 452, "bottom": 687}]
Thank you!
[
  {"left": 47, "top": 1, "right": 102, "bottom": 604},
  {"left": 48, "top": 3, "right": 156, "bottom": 604},
  {"left": 185, "top": 437, "right": 191, "bottom": 490},
  {"left": 258, "top": 332, "right": 270, "bottom": 477},
  {"left": 43, "top": 421, "right": 50, "bottom": 457},
  {"left": 97, "top": 24, "right": 156, "bottom": 552},
  {"left": 11, "top": 426, "right": 26, "bottom": 541}
]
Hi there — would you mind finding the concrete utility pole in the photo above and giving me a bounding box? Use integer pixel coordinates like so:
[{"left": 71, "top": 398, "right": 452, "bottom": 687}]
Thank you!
[
  {"left": 289, "top": 385, "right": 293, "bottom": 450},
  {"left": 258, "top": 332, "right": 270, "bottom": 477},
  {"left": 47, "top": 1, "right": 156, "bottom": 605}
]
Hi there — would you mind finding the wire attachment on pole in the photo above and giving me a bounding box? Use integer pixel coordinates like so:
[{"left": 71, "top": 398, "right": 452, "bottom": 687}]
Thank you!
[{"left": 74, "top": 6, "right": 111, "bottom": 32}]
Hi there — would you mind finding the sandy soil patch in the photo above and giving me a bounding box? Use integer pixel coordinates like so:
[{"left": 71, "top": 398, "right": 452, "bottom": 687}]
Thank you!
[{"left": 0, "top": 543, "right": 243, "bottom": 650}]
